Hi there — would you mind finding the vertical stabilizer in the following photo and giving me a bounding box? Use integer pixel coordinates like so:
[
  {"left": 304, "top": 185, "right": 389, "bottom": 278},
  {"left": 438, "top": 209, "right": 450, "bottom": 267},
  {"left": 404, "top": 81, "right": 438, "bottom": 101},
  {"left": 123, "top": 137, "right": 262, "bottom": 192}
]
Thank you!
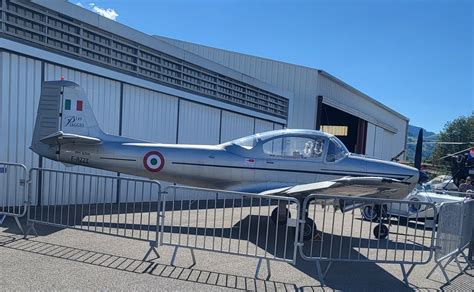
[{"left": 31, "top": 81, "right": 105, "bottom": 159}]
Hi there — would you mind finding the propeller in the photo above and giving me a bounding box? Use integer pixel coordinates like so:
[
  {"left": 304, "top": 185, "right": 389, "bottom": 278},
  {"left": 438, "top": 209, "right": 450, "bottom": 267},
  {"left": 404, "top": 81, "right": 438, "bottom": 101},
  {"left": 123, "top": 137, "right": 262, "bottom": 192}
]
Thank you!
[{"left": 414, "top": 129, "right": 429, "bottom": 183}]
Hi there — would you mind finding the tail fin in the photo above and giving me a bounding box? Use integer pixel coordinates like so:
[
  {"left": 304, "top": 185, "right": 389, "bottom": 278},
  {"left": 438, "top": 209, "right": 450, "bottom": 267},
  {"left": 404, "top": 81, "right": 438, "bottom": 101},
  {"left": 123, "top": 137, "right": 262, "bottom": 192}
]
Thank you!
[{"left": 31, "top": 81, "right": 105, "bottom": 159}]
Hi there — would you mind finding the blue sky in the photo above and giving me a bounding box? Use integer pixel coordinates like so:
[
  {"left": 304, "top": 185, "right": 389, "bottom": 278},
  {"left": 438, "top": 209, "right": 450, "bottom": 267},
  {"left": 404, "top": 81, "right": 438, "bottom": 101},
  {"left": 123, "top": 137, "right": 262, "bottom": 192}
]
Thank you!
[{"left": 73, "top": 0, "right": 473, "bottom": 132}]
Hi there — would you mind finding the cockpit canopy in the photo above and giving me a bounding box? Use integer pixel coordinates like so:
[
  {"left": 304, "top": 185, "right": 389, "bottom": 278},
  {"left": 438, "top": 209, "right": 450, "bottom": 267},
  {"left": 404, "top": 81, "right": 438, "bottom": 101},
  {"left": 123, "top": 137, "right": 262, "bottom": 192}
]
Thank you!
[{"left": 221, "top": 129, "right": 349, "bottom": 162}]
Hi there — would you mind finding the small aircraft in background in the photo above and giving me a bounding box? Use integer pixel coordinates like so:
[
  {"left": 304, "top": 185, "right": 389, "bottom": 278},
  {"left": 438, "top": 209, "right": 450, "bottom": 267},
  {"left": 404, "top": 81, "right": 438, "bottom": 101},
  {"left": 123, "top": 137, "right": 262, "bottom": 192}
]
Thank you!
[{"left": 31, "top": 81, "right": 428, "bottom": 239}]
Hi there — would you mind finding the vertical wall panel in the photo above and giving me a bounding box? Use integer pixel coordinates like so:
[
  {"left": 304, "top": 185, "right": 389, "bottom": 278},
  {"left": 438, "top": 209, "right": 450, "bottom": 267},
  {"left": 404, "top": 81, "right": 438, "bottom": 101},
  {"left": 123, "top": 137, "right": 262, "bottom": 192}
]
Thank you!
[
  {"left": 178, "top": 100, "right": 220, "bottom": 144},
  {"left": 220, "top": 111, "right": 254, "bottom": 143},
  {"left": 273, "top": 123, "right": 284, "bottom": 130},
  {"left": 122, "top": 84, "right": 178, "bottom": 143},
  {"left": 0, "top": 52, "right": 42, "bottom": 205},
  {"left": 254, "top": 119, "right": 274, "bottom": 134},
  {"left": 365, "top": 123, "right": 376, "bottom": 157},
  {"left": 373, "top": 126, "right": 385, "bottom": 159}
]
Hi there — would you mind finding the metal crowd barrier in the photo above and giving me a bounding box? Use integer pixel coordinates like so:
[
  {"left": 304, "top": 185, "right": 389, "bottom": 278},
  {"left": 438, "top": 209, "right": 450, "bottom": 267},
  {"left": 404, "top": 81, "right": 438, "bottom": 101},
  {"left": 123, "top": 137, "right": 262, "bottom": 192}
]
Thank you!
[
  {"left": 0, "top": 162, "right": 28, "bottom": 233},
  {"left": 4, "top": 162, "right": 474, "bottom": 286},
  {"left": 427, "top": 199, "right": 474, "bottom": 283},
  {"left": 159, "top": 185, "right": 300, "bottom": 278},
  {"left": 299, "top": 194, "right": 437, "bottom": 285},
  {"left": 25, "top": 168, "right": 162, "bottom": 261}
]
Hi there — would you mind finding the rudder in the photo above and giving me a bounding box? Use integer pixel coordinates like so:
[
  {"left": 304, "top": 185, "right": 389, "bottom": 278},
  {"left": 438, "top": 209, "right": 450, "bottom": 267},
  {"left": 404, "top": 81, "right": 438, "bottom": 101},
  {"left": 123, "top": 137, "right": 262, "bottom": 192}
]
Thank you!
[{"left": 31, "top": 80, "right": 104, "bottom": 160}]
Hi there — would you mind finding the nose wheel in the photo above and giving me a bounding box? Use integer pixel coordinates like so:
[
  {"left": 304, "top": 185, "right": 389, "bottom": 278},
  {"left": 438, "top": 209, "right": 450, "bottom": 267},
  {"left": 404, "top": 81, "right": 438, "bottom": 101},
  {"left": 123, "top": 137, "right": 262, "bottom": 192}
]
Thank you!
[{"left": 373, "top": 224, "right": 389, "bottom": 239}]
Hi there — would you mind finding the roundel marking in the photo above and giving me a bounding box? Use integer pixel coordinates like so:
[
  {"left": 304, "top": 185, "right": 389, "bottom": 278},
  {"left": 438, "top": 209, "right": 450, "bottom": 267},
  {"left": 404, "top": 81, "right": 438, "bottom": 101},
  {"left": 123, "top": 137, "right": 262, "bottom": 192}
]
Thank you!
[{"left": 143, "top": 151, "right": 165, "bottom": 172}]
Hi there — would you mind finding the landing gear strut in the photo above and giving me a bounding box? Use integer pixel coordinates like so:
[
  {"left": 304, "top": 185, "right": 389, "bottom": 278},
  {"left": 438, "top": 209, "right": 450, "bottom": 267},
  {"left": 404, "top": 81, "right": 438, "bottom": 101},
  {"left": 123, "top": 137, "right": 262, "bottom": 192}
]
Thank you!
[
  {"left": 270, "top": 200, "right": 318, "bottom": 241},
  {"left": 270, "top": 202, "right": 291, "bottom": 225}
]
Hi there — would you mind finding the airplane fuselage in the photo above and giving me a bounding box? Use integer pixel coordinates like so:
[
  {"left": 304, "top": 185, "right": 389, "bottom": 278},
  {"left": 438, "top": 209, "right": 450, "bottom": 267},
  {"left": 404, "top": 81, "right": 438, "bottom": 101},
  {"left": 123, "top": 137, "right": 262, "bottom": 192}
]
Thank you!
[{"left": 57, "top": 141, "right": 418, "bottom": 194}]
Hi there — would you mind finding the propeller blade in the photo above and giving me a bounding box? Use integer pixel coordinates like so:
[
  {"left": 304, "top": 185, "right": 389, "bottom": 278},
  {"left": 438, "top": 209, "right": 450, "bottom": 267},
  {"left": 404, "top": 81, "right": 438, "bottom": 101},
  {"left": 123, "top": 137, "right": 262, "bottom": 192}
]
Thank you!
[{"left": 414, "top": 129, "right": 423, "bottom": 170}]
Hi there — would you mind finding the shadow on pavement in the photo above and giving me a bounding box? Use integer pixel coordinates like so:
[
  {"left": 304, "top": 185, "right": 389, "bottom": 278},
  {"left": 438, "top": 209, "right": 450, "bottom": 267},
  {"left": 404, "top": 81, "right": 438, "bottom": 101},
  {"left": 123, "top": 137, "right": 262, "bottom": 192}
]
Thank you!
[{"left": 0, "top": 232, "right": 296, "bottom": 291}]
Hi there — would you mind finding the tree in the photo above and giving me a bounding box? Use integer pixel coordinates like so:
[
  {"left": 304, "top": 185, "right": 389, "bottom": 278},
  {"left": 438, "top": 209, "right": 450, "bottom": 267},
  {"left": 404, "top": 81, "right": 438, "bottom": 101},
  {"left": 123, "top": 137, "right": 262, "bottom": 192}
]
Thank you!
[{"left": 432, "top": 113, "right": 474, "bottom": 162}]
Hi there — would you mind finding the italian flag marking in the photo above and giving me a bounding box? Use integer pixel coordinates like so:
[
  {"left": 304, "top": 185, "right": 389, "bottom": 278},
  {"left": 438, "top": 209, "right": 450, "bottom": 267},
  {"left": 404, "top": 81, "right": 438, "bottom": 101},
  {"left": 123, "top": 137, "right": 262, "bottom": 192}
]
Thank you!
[{"left": 143, "top": 151, "right": 165, "bottom": 172}]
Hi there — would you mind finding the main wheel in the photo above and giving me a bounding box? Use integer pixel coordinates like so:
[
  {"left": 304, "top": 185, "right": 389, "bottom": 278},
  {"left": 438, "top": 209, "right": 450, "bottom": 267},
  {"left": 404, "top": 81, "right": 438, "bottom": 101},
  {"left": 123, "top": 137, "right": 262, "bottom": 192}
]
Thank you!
[
  {"left": 373, "top": 224, "right": 389, "bottom": 239},
  {"left": 361, "top": 206, "right": 379, "bottom": 222},
  {"left": 270, "top": 207, "right": 291, "bottom": 225},
  {"left": 302, "top": 217, "right": 318, "bottom": 241}
]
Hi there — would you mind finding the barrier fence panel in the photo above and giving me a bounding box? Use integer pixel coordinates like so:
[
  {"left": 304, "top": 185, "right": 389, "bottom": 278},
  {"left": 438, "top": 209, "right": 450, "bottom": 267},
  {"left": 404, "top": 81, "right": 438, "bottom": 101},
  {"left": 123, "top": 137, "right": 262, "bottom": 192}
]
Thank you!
[
  {"left": 0, "top": 162, "right": 28, "bottom": 233},
  {"left": 427, "top": 200, "right": 474, "bottom": 283},
  {"left": 159, "top": 185, "right": 300, "bottom": 278},
  {"left": 299, "top": 194, "right": 437, "bottom": 285},
  {"left": 26, "top": 168, "right": 162, "bottom": 260}
]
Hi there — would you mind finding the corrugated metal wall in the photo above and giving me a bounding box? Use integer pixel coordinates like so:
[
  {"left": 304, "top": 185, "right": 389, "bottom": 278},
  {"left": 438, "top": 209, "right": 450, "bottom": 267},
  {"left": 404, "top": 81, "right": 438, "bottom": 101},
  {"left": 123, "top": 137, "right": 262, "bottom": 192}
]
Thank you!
[
  {"left": 157, "top": 37, "right": 318, "bottom": 130},
  {"left": 0, "top": 52, "right": 42, "bottom": 206},
  {"left": 178, "top": 100, "right": 221, "bottom": 144},
  {"left": 220, "top": 111, "right": 254, "bottom": 143},
  {"left": 122, "top": 84, "right": 178, "bottom": 143},
  {"left": 0, "top": 51, "right": 283, "bottom": 205}
]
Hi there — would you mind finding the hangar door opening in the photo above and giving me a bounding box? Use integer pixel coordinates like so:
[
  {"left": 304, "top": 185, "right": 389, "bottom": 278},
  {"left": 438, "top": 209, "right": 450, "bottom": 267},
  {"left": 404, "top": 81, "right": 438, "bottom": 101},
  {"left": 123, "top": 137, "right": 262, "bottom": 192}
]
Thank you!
[{"left": 318, "top": 103, "right": 367, "bottom": 154}]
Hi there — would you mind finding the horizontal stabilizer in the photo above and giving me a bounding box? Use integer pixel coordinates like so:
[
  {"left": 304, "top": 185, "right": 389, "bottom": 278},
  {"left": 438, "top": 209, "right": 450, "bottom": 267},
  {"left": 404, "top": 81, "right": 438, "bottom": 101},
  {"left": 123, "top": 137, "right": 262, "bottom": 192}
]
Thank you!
[{"left": 40, "top": 131, "right": 102, "bottom": 145}]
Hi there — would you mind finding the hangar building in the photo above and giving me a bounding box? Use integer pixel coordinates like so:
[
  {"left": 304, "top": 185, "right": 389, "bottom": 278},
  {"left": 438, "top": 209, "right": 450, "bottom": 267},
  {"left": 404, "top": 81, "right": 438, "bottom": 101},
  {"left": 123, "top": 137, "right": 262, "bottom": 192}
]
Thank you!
[{"left": 0, "top": 0, "right": 408, "bottom": 203}]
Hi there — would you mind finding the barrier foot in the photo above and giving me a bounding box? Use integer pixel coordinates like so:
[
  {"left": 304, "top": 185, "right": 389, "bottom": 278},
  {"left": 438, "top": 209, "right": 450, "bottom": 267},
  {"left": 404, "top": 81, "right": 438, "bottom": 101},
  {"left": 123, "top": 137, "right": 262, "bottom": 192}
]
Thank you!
[
  {"left": 454, "top": 256, "right": 464, "bottom": 273},
  {"left": 0, "top": 215, "right": 6, "bottom": 224},
  {"left": 400, "top": 264, "right": 411, "bottom": 286},
  {"left": 24, "top": 222, "right": 38, "bottom": 239},
  {"left": 142, "top": 241, "right": 160, "bottom": 262},
  {"left": 14, "top": 217, "right": 25, "bottom": 235},
  {"left": 427, "top": 259, "right": 452, "bottom": 284},
  {"left": 171, "top": 246, "right": 196, "bottom": 268},
  {"left": 255, "top": 258, "right": 271, "bottom": 280},
  {"left": 461, "top": 251, "right": 472, "bottom": 270},
  {"left": 315, "top": 260, "right": 325, "bottom": 287}
]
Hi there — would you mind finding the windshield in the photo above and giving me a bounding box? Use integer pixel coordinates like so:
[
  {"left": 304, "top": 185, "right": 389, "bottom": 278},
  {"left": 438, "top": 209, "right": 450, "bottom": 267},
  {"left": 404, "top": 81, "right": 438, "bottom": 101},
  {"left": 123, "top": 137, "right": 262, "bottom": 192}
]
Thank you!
[
  {"left": 223, "top": 134, "right": 259, "bottom": 149},
  {"left": 326, "top": 138, "right": 349, "bottom": 162}
]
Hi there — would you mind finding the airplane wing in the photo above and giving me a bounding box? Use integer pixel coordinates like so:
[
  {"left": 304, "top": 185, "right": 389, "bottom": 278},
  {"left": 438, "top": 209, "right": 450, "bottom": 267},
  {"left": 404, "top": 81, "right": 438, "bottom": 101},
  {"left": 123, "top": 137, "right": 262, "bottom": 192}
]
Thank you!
[
  {"left": 39, "top": 131, "right": 102, "bottom": 145},
  {"left": 259, "top": 177, "right": 411, "bottom": 200}
]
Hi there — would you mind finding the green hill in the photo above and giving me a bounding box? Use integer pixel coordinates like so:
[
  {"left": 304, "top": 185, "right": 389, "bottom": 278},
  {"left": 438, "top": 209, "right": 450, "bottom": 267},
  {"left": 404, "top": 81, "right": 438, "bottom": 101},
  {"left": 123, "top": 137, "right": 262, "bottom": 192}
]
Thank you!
[{"left": 405, "top": 125, "right": 438, "bottom": 162}]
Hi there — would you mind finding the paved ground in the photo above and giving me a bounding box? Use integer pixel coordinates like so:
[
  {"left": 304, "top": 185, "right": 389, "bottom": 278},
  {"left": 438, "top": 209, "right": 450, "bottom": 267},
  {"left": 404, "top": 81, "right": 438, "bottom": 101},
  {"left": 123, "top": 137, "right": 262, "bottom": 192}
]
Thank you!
[{"left": 1, "top": 212, "right": 473, "bottom": 291}]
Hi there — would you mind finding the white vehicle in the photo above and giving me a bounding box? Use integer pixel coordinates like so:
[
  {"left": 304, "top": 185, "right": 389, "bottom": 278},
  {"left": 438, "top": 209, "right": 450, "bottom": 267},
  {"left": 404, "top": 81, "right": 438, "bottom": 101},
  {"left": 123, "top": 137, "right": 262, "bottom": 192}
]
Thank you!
[
  {"left": 424, "top": 175, "right": 458, "bottom": 191},
  {"left": 361, "top": 189, "right": 465, "bottom": 223}
]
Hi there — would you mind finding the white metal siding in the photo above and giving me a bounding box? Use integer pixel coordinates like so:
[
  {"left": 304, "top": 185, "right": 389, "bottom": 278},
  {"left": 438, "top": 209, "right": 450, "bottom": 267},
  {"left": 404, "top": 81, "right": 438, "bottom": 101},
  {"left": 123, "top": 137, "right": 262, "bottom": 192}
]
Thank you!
[
  {"left": 365, "top": 123, "right": 376, "bottom": 158},
  {"left": 178, "top": 100, "right": 220, "bottom": 144},
  {"left": 373, "top": 126, "right": 385, "bottom": 159},
  {"left": 220, "top": 111, "right": 254, "bottom": 143},
  {"left": 0, "top": 52, "right": 42, "bottom": 205},
  {"left": 157, "top": 37, "right": 321, "bottom": 130},
  {"left": 122, "top": 84, "right": 178, "bottom": 143},
  {"left": 0, "top": 52, "right": 42, "bottom": 166},
  {"left": 254, "top": 119, "right": 274, "bottom": 133}
]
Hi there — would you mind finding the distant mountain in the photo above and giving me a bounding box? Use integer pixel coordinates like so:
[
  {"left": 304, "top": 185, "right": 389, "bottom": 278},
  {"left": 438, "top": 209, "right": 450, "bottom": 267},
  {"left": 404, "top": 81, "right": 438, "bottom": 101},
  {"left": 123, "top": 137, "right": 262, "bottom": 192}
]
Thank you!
[{"left": 405, "top": 125, "right": 439, "bottom": 162}]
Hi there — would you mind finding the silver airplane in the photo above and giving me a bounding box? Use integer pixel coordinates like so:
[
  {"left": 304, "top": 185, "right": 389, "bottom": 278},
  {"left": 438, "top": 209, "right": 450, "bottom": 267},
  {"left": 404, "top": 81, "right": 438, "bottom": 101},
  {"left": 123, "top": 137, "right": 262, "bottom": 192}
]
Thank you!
[{"left": 31, "top": 81, "right": 426, "bottom": 238}]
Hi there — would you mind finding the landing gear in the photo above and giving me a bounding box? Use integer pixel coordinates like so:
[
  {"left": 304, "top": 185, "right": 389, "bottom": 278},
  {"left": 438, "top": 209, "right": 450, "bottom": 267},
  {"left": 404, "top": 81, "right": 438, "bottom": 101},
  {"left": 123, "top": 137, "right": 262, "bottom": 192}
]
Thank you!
[
  {"left": 302, "top": 217, "right": 318, "bottom": 241},
  {"left": 270, "top": 204, "right": 291, "bottom": 225},
  {"left": 373, "top": 224, "right": 389, "bottom": 239},
  {"left": 270, "top": 199, "right": 320, "bottom": 241},
  {"left": 361, "top": 204, "right": 387, "bottom": 222}
]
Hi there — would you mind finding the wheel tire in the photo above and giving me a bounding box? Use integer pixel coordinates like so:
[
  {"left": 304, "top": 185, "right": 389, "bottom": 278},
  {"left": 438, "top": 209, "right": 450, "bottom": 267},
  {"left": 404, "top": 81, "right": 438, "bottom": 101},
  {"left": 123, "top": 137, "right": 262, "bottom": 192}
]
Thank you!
[
  {"left": 270, "top": 207, "right": 291, "bottom": 225},
  {"left": 373, "top": 224, "right": 389, "bottom": 240},
  {"left": 303, "top": 217, "right": 318, "bottom": 241},
  {"left": 361, "top": 206, "right": 379, "bottom": 222}
]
